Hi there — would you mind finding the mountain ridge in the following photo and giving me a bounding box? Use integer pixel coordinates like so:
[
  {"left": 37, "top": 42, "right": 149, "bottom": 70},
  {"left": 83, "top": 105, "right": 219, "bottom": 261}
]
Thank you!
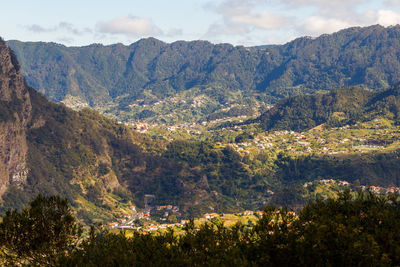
[{"left": 8, "top": 24, "right": 400, "bottom": 124}]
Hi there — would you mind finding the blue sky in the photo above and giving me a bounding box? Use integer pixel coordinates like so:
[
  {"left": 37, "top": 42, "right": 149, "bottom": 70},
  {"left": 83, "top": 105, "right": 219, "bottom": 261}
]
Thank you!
[{"left": 1, "top": 0, "right": 400, "bottom": 46}]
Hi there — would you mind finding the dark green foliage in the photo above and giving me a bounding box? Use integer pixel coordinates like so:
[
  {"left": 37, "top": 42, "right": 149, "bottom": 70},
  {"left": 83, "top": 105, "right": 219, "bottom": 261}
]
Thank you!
[
  {"left": 249, "top": 191, "right": 400, "bottom": 266},
  {"left": 7, "top": 39, "right": 260, "bottom": 106},
  {"left": 206, "top": 105, "right": 254, "bottom": 121},
  {"left": 59, "top": 219, "right": 252, "bottom": 266},
  {"left": 258, "top": 86, "right": 373, "bottom": 131},
  {"left": 0, "top": 194, "right": 82, "bottom": 266},
  {"left": 53, "top": 192, "right": 400, "bottom": 266},
  {"left": 274, "top": 150, "right": 400, "bottom": 187},
  {"left": 258, "top": 84, "right": 400, "bottom": 131},
  {"left": 163, "top": 140, "right": 264, "bottom": 207},
  {"left": 269, "top": 185, "right": 307, "bottom": 208},
  {"left": 367, "top": 83, "right": 400, "bottom": 121},
  {"left": 164, "top": 140, "right": 217, "bottom": 167},
  {"left": 290, "top": 192, "right": 389, "bottom": 266},
  {"left": 60, "top": 226, "right": 182, "bottom": 266},
  {"left": 235, "top": 132, "right": 254, "bottom": 143}
]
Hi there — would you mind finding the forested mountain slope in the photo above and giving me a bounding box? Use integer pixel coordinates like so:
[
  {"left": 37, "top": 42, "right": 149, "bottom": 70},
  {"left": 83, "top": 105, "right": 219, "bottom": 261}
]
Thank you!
[
  {"left": 257, "top": 84, "right": 400, "bottom": 132},
  {"left": 8, "top": 25, "right": 400, "bottom": 124}
]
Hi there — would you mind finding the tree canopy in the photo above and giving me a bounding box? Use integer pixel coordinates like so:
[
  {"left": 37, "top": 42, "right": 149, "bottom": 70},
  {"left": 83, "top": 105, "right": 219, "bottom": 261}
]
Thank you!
[
  {"left": 0, "top": 194, "right": 82, "bottom": 266},
  {"left": 2, "top": 192, "right": 400, "bottom": 266}
]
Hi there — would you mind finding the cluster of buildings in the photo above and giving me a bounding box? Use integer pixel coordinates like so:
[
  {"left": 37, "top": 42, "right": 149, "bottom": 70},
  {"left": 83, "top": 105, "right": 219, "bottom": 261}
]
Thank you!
[
  {"left": 107, "top": 204, "right": 189, "bottom": 232},
  {"left": 230, "top": 130, "right": 315, "bottom": 154},
  {"left": 203, "top": 213, "right": 219, "bottom": 219},
  {"left": 156, "top": 205, "right": 182, "bottom": 221},
  {"left": 303, "top": 179, "right": 351, "bottom": 188},
  {"left": 108, "top": 217, "right": 188, "bottom": 232},
  {"left": 228, "top": 122, "right": 399, "bottom": 157},
  {"left": 107, "top": 202, "right": 184, "bottom": 230},
  {"left": 107, "top": 205, "right": 139, "bottom": 229},
  {"left": 303, "top": 179, "right": 400, "bottom": 196},
  {"left": 360, "top": 185, "right": 400, "bottom": 194},
  {"left": 107, "top": 205, "right": 300, "bottom": 233},
  {"left": 237, "top": 210, "right": 256, "bottom": 216},
  {"left": 134, "top": 221, "right": 188, "bottom": 232},
  {"left": 128, "top": 122, "right": 152, "bottom": 133}
]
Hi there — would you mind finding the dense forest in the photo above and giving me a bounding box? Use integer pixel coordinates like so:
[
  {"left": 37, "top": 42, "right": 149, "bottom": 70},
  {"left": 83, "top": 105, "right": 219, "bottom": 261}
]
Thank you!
[
  {"left": 1, "top": 192, "right": 400, "bottom": 266},
  {"left": 257, "top": 83, "right": 400, "bottom": 131}
]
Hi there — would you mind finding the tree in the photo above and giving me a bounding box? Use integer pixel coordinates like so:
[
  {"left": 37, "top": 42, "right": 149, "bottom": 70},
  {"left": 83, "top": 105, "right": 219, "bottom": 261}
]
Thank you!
[
  {"left": 168, "top": 214, "right": 178, "bottom": 223},
  {"left": 0, "top": 194, "right": 82, "bottom": 266}
]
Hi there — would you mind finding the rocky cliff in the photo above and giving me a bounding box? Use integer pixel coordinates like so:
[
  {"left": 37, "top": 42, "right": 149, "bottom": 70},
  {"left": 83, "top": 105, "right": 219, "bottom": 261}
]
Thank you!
[{"left": 0, "top": 39, "right": 31, "bottom": 196}]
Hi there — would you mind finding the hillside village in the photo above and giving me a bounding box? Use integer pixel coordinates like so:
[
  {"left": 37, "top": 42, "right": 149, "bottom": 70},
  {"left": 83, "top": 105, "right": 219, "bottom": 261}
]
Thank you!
[
  {"left": 228, "top": 118, "right": 400, "bottom": 157},
  {"left": 144, "top": 116, "right": 400, "bottom": 157},
  {"left": 106, "top": 176, "right": 400, "bottom": 233},
  {"left": 98, "top": 112, "right": 400, "bottom": 233}
]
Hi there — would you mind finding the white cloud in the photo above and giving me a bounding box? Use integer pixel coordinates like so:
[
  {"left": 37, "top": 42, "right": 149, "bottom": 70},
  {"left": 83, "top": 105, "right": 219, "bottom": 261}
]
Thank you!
[
  {"left": 280, "top": 0, "right": 369, "bottom": 22},
  {"left": 204, "top": 0, "right": 291, "bottom": 38},
  {"left": 298, "top": 16, "right": 351, "bottom": 36},
  {"left": 376, "top": 10, "right": 400, "bottom": 26},
  {"left": 279, "top": 0, "right": 364, "bottom": 5},
  {"left": 97, "top": 15, "right": 163, "bottom": 37},
  {"left": 385, "top": 0, "right": 400, "bottom": 6},
  {"left": 361, "top": 9, "right": 400, "bottom": 26},
  {"left": 230, "top": 10, "right": 288, "bottom": 30},
  {"left": 203, "top": 0, "right": 400, "bottom": 45},
  {"left": 294, "top": 8, "right": 400, "bottom": 38},
  {"left": 166, "top": 28, "right": 183, "bottom": 37},
  {"left": 25, "top": 22, "right": 90, "bottom": 36},
  {"left": 26, "top": 24, "right": 50, "bottom": 33},
  {"left": 278, "top": 0, "right": 365, "bottom": 12},
  {"left": 296, "top": 9, "right": 400, "bottom": 37},
  {"left": 276, "top": 0, "right": 400, "bottom": 37},
  {"left": 58, "top": 22, "right": 92, "bottom": 35},
  {"left": 57, "top": 37, "right": 75, "bottom": 44}
]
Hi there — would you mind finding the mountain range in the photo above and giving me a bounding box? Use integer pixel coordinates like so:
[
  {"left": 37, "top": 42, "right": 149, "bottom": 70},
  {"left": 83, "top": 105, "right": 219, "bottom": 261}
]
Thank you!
[{"left": 8, "top": 24, "right": 400, "bottom": 124}]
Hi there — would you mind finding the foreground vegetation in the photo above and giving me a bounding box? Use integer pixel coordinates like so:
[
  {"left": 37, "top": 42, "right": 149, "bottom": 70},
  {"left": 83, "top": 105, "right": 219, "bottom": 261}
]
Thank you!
[{"left": 1, "top": 192, "right": 400, "bottom": 266}]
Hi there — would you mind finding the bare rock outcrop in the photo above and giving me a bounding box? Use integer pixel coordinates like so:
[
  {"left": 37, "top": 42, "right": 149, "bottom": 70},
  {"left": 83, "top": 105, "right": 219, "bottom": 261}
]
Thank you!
[{"left": 0, "top": 39, "right": 32, "bottom": 197}]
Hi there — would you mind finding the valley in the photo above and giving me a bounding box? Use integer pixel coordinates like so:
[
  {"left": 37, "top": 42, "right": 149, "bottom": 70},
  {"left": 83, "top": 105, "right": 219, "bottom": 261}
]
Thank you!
[
  {"left": 2, "top": 0, "right": 400, "bottom": 263},
  {"left": 1, "top": 25, "right": 400, "bottom": 228}
]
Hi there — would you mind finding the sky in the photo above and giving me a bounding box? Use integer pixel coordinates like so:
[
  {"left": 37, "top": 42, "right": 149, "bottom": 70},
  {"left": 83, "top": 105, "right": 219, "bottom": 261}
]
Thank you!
[{"left": 1, "top": 0, "right": 400, "bottom": 47}]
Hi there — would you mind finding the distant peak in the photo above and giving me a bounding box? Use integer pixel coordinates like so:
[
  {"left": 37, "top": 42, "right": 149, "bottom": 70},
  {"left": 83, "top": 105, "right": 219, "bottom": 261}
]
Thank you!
[{"left": 136, "top": 37, "right": 165, "bottom": 44}]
